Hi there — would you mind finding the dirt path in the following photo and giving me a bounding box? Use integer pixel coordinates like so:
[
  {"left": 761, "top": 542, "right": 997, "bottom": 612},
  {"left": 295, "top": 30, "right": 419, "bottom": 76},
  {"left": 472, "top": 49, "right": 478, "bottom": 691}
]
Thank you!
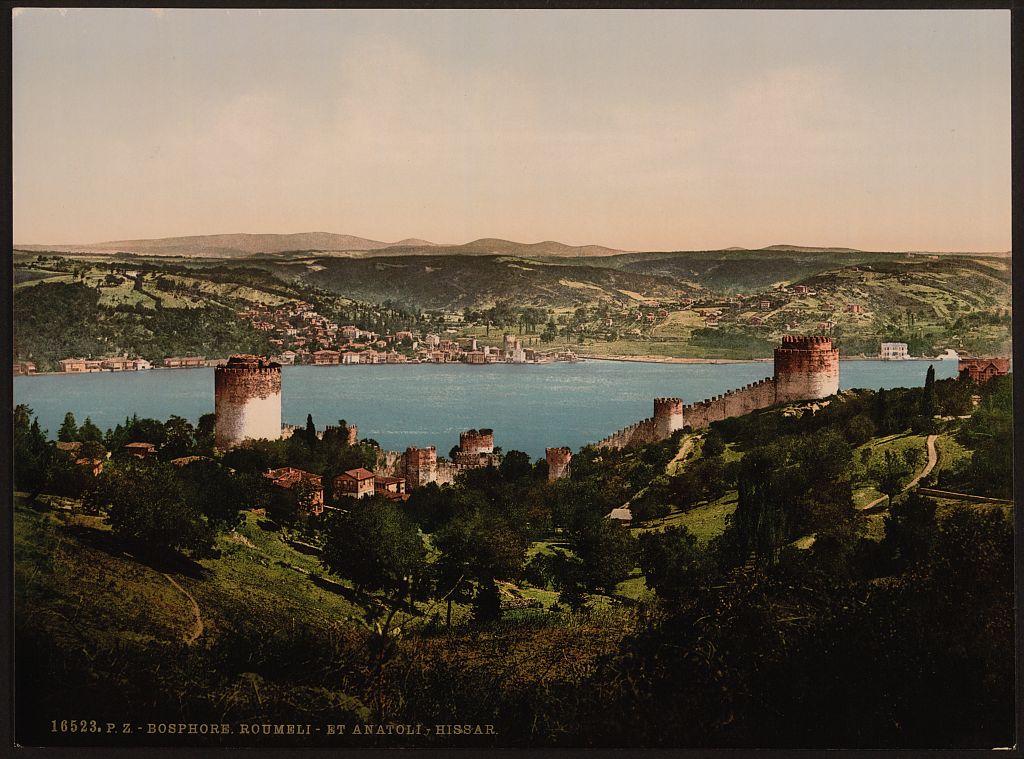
[
  {"left": 162, "top": 573, "right": 204, "bottom": 645},
  {"left": 666, "top": 435, "right": 695, "bottom": 474},
  {"left": 856, "top": 433, "right": 939, "bottom": 512}
]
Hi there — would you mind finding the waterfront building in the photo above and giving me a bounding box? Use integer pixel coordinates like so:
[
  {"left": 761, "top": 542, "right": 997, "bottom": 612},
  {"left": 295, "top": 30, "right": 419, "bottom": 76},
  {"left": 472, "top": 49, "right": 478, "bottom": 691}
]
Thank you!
[{"left": 880, "top": 342, "right": 909, "bottom": 360}]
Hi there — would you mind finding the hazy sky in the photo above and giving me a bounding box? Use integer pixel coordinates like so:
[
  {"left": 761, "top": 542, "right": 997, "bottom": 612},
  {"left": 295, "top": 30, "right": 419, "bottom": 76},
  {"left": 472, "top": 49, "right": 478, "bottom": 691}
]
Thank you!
[{"left": 12, "top": 8, "right": 1011, "bottom": 251}]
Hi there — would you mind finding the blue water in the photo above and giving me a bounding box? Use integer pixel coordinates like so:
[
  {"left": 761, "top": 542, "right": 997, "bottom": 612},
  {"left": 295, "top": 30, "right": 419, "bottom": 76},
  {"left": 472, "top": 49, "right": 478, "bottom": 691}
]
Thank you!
[{"left": 13, "top": 359, "right": 958, "bottom": 459}]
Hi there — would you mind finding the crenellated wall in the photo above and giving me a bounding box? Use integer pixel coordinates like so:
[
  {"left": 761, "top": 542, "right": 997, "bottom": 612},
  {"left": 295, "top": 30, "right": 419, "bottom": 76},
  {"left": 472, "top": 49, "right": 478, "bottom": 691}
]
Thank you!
[
  {"left": 593, "top": 336, "right": 839, "bottom": 452},
  {"left": 595, "top": 417, "right": 659, "bottom": 450},
  {"left": 677, "top": 377, "right": 777, "bottom": 430}
]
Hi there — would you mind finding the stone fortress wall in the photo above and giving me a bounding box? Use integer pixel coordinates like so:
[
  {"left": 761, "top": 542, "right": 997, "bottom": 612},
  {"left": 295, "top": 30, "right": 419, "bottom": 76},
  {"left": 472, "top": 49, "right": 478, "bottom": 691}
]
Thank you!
[
  {"left": 596, "top": 336, "right": 840, "bottom": 451},
  {"left": 214, "top": 355, "right": 282, "bottom": 450}
]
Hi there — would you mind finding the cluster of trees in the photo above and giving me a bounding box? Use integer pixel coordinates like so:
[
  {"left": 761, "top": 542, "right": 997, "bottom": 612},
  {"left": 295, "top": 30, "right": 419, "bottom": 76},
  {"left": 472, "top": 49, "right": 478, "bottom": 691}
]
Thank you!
[{"left": 938, "top": 374, "right": 1013, "bottom": 498}]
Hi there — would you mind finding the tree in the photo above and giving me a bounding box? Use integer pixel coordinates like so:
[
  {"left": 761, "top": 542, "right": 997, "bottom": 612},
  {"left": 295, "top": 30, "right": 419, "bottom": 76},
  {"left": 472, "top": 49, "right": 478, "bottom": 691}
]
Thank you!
[
  {"left": 160, "top": 415, "right": 197, "bottom": 460},
  {"left": 882, "top": 492, "right": 937, "bottom": 569},
  {"left": 85, "top": 460, "right": 214, "bottom": 558},
  {"left": 498, "top": 450, "right": 532, "bottom": 483},
  {"left": 639, "top": 526, "right": 709, "bottom": 602},
  {"left": 77, "top": 416, "right": 103, "bottom": 443},
  {"left": 702, "top": 429, "right": 726, "bottom": 458},
  {"left": 321, "top": 497, "right": 427, "bottom": 602},
  {"left": 871, "top": 449, "right": 913, "bottom": 508},
  {"left": 58, "top": 412, "right": 78, "bottom": 442},
  {"left": 733, "top": 447, "right": 789, "bottom": 564},
  {"left": 433, "top": 508, "right": 527, "bottom": 626},
  {"left": 178, "top": 459, "right": 268, "bottom": 532},
  {"left": 571, "top": 519, "right": 638, "bottom": 595},
  {"left": 843, "top": 413, "right": 875, "bottom": 446},
  {"left": 921, "top": 364, "right": 937, "bottom": 418},
  {"left": 13, "top": 405, "right": 52, "bottom": 499}
]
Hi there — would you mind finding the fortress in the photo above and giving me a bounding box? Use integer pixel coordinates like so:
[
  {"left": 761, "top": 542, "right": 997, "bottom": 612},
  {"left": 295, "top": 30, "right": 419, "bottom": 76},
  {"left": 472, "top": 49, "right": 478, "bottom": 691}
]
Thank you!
[
  {"left": 596, "top": 336, "right": 840, "bottom": 450},
  {"left": 214, "top": 336, "right": 838, "bottom": 484},
  {"left": 214, "top": 354, "right": 283, "bottom": 450}
]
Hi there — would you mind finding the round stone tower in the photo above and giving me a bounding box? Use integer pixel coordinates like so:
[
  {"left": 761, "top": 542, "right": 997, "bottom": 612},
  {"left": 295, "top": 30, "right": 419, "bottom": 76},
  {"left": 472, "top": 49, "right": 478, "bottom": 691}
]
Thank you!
[
  {"left": 214, "top": 354, "right": 282, "bottom": 450},
  {"left": 773, "top": 335, "right": 840, "bottom": 403},
  {"left": 546, "top": 447, "right": 572, "bottom": 481},
  {"left": 459, "top": 428, "right": 495, "bottom": 455},
  {"left": 653, "top": 397, "right": 684, "bottom": 439}
]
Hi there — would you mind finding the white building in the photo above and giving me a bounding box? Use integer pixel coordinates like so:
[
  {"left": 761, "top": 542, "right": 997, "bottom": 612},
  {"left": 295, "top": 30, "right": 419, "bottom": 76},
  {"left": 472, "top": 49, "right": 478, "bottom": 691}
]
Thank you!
[{"left": 880, "top": 342, "right": 909, "bottom": 360}]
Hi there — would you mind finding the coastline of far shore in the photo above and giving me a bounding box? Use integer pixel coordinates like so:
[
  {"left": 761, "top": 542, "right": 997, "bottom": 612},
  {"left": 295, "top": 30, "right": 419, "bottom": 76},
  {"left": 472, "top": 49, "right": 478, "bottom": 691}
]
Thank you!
[
  {"left": 577, "top": 353, "right": 959, "bottom": 365},
  {"left": 12, "top": 351, "right": 964, "bottom": 377}
]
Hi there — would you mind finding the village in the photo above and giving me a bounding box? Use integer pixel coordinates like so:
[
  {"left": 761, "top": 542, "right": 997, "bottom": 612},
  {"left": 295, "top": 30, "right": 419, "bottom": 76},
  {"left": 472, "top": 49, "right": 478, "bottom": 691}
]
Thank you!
[{"left": 13, "top": 298, "right": 579, "bottom": 376}]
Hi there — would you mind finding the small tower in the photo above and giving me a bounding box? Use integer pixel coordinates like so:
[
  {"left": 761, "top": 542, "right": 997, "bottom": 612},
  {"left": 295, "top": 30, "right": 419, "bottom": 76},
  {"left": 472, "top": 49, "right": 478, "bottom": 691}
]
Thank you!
[
  {"left": 773, "top": 335, "right": 840, "bottom": 403},
  {"left": 546, "top": 447, "right": 572, "bottom": 481},
  {"left": 653, "top": 397, "right": 684, "bottom": 439},
  {"left": 214, "top": 355, "right": 282, "bottom": 450},
  {"left": 404, "top": 446, "right": 437, "bottom": 489}
]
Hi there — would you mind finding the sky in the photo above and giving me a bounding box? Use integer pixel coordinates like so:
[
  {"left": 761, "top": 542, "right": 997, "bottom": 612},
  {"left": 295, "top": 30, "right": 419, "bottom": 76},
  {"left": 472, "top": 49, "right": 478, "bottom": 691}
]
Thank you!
[{"left": 12, "top": 8, "right": 1011, "bottom": 252}]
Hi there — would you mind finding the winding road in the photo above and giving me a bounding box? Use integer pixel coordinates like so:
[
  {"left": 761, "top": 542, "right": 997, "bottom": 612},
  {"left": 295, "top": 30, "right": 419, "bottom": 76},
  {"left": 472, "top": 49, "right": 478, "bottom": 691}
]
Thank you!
[{"left": 857, "top": 434, "right": 939, "bottom": 512}]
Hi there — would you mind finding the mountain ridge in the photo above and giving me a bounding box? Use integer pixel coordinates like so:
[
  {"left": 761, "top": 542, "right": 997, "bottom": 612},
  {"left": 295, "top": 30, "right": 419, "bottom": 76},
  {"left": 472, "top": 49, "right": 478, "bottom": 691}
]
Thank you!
[{"left": 14, "top": 233, "right": 1009, "bottom": 259}]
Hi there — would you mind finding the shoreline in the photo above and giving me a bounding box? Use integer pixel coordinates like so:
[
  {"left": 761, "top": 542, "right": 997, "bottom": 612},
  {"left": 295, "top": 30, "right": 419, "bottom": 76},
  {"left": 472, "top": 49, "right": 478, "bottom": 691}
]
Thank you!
[{"left": 14, "top": 354, "right": 963, "bottom": 377}]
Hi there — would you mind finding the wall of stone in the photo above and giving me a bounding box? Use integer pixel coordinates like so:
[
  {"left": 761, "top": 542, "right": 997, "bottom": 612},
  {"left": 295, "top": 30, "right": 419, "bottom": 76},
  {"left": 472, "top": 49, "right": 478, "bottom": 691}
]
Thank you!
[
  {"left": 678, "top": 377, "right": 776, "bottom": 430},
  {"left": 459, "top": 428, "right": 495, "bottom": 455},
  {"left": 595, "top": 417, "right": 659, "bottom": 450}
]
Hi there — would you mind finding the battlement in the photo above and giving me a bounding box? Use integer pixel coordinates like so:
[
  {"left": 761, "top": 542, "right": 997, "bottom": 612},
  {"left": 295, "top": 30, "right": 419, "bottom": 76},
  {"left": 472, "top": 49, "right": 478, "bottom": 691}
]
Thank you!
[
  {"left": 779, "top": 335, "right": 833, "bottom": 349},
  {"left": 219, "top": 354, "right": 281, "bottom": 371},
  {"left": 214, "top": 355, "right": 282, "bottom": 450},
  {"left": 459, "top": 428, "right": 495, "bottom": 454},
  {"left": 593, "top": 334, "right": 842, "bottom": 451}
]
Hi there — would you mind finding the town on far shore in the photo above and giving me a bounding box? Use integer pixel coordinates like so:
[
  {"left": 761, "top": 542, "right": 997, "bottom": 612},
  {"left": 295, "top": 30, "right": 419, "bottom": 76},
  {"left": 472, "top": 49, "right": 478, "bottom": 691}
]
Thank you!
[
  {"left": 12, "top": 298, "right": 579, "bottom": 375},
  {"left": 10, "top": 295, "right": 1008, "bottom": 377}
]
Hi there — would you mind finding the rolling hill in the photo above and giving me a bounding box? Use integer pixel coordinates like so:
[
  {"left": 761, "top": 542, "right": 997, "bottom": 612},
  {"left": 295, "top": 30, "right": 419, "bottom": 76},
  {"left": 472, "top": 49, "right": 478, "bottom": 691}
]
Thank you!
[
  {"left": 284, "top": 254, "right": 693, "bottom": 310},
  {"left": 15, "top": 234, "right": 623, "bottom": 259}
]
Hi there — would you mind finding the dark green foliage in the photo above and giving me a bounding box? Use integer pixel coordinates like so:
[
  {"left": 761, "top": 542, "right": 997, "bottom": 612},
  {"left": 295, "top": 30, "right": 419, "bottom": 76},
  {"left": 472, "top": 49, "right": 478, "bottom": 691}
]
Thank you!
[
  {"left": 321, "top": 497, "right": 427, "bottom": 598},
  {"left": 638, "top": 526, "right": 708, "bottom": 601},
  {"left": 702, "top": 429, "right": 726, "bottom": 458},
  {"left": 871, "top": 449, "right": 913, "bottom": 507},
  {"left": 881, "top": 492, "right": 937, "bottom": 570},
  {"left": 569, "top": 520, "right": 638, "bottom": 594},
  {"left": 13, "top": 280, "right": 274, "bottom": 368},
  {"left": 177, "top": 458, "right": 269, "bottom": 532},
  {"left": 58, "top": 412, "right": 78, "bottom": 442},
  {"left": 843, "top": 413, "right": 875, "bottom": 446},
  {"left": 433, "top": 507, "right": 527, "bottom": 624},
  {"left": 84, "top": 460, "right": 214, "bottom": 558},
  {"left": 13, "top": 405, "right": 51, "bottom": 497},
  {"left": 942, "top": 374, "right": 1013, "bottom": 499},
  {"left": 688, "top": 328, "right": 774, "bottom": 357}
]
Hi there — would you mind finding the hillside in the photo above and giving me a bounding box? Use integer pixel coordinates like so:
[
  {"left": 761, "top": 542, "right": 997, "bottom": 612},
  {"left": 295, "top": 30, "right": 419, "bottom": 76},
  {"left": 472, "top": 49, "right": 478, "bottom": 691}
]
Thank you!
[
  {"left": 288, "top": 254, "right": 693, "bottom": 310},
  {"left": 578, "top": 249, "right": 907, "bottom": 292}
]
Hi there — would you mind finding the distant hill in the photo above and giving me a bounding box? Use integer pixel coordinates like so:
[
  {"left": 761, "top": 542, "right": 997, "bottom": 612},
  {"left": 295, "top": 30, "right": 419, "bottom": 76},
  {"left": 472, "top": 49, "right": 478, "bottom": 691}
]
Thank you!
[
  {"left": 348, "top": 237, "right": 626, "bottom": 259},
  {"left": 15, "top": 232, "right": 411, "bottom": 258},
  {"left": 758, "top": 244, "right": 865, "bottom": 253},
  {"left": 15, "top": 233, "right": 624, "bottom": 259}
]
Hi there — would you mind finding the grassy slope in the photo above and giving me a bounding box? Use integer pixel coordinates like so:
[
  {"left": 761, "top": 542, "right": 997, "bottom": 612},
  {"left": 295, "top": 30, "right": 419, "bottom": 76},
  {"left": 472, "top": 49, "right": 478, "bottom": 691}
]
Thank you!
[{"left": 295, "top": 255, "right": 695, "bottom": 311}]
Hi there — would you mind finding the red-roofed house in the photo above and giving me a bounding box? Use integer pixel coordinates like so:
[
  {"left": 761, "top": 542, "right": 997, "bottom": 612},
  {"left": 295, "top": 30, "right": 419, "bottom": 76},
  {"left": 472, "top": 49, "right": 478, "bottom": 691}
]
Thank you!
[{"left": 333, "top": 468, "right": 375, "bottom": 499}]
